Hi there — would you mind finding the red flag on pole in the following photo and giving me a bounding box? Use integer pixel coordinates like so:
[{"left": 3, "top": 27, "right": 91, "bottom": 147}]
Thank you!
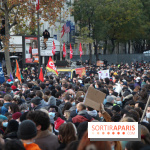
[
  {"left": 39, "top": 67, "right": 44, "bottom": 82},
  {"left": 61, "top": 25, "right": 65, "bottom": 38},
  {"left": 70, "top": 44, "right": 73, "bottom": 59},
  {"left": 63, "top": 43, "right": 66, "bottom": 58},
  {"left": 52, "top": 40, "right": 56, "bottom": 55},
  {"left": 15, "top": 60, "right": 22, "bottom": 83},
  {"left": 36, "top": 0, "right": 40, "bottom": 11},
  {"left": 46, "top": 57, "right": 58, "bottom": 76},
  {"left": 79, "top": 43, "right": 83, "bottom": 57}
]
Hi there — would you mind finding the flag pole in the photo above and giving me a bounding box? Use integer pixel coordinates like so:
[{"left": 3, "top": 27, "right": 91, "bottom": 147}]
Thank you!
[
  {"left": 60, "top": 7, "right": 62, "bottom": 61},
  {"left": 37, "top": 9, "right": 41, "bottom": 74}
]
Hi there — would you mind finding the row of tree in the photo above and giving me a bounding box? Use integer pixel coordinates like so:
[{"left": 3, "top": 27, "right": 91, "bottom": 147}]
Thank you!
[
  {"left": 0, "top": 0, "right": 64, "bottom": 75},
  {"left": 73, "top": 0, "right": 150, "bottom": 63}
]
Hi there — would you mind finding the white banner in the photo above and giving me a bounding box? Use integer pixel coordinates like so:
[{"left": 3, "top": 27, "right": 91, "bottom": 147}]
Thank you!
[{"left": 98, "top": 70, "right": 110, "bottom": 79}]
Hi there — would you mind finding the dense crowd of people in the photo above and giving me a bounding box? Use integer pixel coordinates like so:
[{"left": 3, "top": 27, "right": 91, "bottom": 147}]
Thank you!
[{"left": 0, "top": 61, "right": 150, "bottom": 150}]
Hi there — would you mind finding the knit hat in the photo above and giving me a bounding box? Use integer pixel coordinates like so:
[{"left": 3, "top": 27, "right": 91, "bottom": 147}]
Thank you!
[
  {"left": 31, "top": 97, "right": 41, "bottom": 105},
  {"left": 106, "top": 96, "right": 114, "bottom": 103},
  {"left": 11, "top": 85, "right": 17, "bottom": 91},
  {"left": 7, "top": 79, "right": 11, "bottom": 82},
  {"left": 0, "top": 115, "right": 8, "bottom": 121},
  {"left": 12, "top": 112, "right": 22, "bottom": 120},
  {"left": 112, "top": 105, "right": 121, "bottom": 112},
  {"left": 17, "top": 120, "right": 37, "bottom": 140},
  {"left": 7, "top": 120, "right": 19, "bottom": 132}
]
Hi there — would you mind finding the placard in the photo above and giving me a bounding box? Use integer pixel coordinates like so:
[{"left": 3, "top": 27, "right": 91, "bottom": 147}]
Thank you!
[
  {"left": 84, "top": 87, "right": 106, "bottom": 111},
  {"left": 98, "top": 70, "right": 110, "bottom": 79}
]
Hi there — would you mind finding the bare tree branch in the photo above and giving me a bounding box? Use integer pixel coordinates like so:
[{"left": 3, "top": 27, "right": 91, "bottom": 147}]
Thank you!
[
  {"left": 8, "top": 4, "right": 19, "bottom": 13},
  {"left": 0, "top": 8, "right": 4, "bottom": 12},
  {"left": 10, "top": 6, "right": 20, "bottom": 29}
]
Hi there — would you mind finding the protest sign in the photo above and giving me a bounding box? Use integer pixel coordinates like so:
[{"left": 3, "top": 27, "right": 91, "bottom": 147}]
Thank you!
[
  {"left": 97, "top": 61, "right": 104, "bottom": 67},
  {"left": 98, "top": 70, "right": 110, "bottom": 79},
  {"left": 75, "top": 67, "right": 86, "bottom": 78},
  {"left": 84, "top": 87, "right": 106, "bottom": 111},
  {"left": 140, "top": 96, "right": 150, "bottom": 122}
]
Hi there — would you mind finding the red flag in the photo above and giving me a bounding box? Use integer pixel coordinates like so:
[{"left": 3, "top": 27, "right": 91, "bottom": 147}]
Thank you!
[
  {"left": 15, "top": 60, "right": 22, "bottom": 83},
  {"left": 61, "top": 25, "right": 65, "bottom": 38},
  {"left": 79, "top": 43, "right": 83, "bottom": 57},
  {"left": 70, "top": 44, "right": 73, "bottom": 59},
  {"left": 36, "top": 0, "right": 40, "bottom": 10},
  {"left": 52, "top": 40, "right": 56, "bottom": 55},
  {"left": 46, "top": 57, "right": 58, "bottom": 76},
  {"left": 63, "top": 43, "right": 66, "bottom": 58},
  {"left": 39, "top": 67, "right": 44, "bottom": 82}
]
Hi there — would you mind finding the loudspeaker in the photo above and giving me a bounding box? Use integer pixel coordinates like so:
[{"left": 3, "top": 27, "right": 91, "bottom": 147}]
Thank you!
[{"left": 55, "top": 60, "right": 68, "bottom": 67}]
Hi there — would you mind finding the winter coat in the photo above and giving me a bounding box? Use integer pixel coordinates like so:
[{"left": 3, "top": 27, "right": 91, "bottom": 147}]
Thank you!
[
  {"left": 23, "top": 143, "right": 41, "bottom": 150},
  {"left": 122, "top": 94, "right": 133, "bottom": 108},
  {"left": 35, "top": 130, "right": 59, "bottom": 150},
  {"left": 47, "top": 96, "right": 56, "bottom": 106},
  {"left": 57, "top": 143, "right": 66, "bottom": 150},
  {"left": 1, "top": 103, "right": 11, "bottom": 115},
  {"left": 72, "top": 110, "right": 94, "bottom": 127},
  {"left": 4, "top": 132, "right": 18, "bottom": 141}
]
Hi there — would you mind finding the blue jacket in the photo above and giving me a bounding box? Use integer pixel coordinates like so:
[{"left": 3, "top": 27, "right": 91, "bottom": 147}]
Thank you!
[{"left": 1, "top": 103, "right": 11, "bottom": 115}]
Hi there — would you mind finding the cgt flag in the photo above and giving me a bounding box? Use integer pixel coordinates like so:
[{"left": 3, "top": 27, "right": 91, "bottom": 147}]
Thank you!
[
  {"left": 36, "top": 0, "right": 40, "bottom": 11},
  {"left": 39, "top": 67, "right": 44, "bottom": 82},
  {"left": 52, "top": 40, "right": 56, "bottom": 55},
  {"left": 79, "top": 43, "right": 83, "bottom": 57},
  {"left": 15, "top": 60, "right": 22, "bottom": 83},
  {"left": 0, "top": 63, "right": 5, "bottom": 84},
  {"left": 63, "top": 43, "right": 66, "bottom": 58},
  {"left": 46, "top": 57, "right": 58, "bottom": 76},
  {"left": 70, "top": 43, "right": 73, "bottom": 59}
]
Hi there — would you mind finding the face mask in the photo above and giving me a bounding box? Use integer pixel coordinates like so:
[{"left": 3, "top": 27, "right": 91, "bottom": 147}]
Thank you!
[
  {"left": 49, "top": 112, "right": 55, "bottom": 118},
  {"left": 111, "top": 145, "right": 115, "bottom": 150},
  {"left": 11, "top": 90, "right": 13, "bottom": 93},
  {"left": 72, "top": 102, "right": 75, "bottom": 106},
  {"left": 81, "top": 95, "right": 84, "bottom": 98},
  {"left": 22, "top": 88, "right": 25, "bottom": 91},
  {"left": 146, "top": 113, "right": 150, "bottom": 118},
  {"left": 95, "top": 85, "right": 97, "bottom": 88},
  {"left": 3, "top": 122, "right": 8, "bottom": 128},
  {"left": 46, "top": 84, "right": 49, "bottom": 86},
  {"left": 100, "top": 117, "right": 103, "bottom": 120},
  {"left": 27, "top": 79, "right": 30, "bottom": 81}
]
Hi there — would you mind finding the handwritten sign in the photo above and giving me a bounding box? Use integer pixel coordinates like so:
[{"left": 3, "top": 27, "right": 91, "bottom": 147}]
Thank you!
[{"left": 98, "top": 70, "right": 110, "bottom": 79}]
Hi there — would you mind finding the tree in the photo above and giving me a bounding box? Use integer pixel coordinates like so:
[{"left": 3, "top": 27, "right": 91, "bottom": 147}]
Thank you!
[
  {"left": 73, "top": 0, "right": 100, "bottom": 64},
  {"left": 0, "top": 0, "right": 64, "bottom": 75}
]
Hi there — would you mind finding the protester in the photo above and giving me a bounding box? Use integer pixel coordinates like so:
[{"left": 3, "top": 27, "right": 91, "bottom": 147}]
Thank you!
[{"left": 0, "top": 60, "right": 149, "bottom": 150}]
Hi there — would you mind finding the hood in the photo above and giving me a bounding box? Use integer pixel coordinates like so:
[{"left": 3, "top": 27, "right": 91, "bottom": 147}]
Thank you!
[
  {"left": 87, "top": 110, "right": 97, "bottom": 117},
  {"left": 69, "top": 106, "right": 76, "bottom": 111},
  {"left": 124, "top": 94, "right": 133, "bottom": 100},
  {"left": 47, "top": 96, "right": 56, "bottom": 106},
  {"left": 78, "top": 110, "right": 93, "bottom": 121},
  {"left": 54, "top": 117, "right": 65, "bottom": 130}
]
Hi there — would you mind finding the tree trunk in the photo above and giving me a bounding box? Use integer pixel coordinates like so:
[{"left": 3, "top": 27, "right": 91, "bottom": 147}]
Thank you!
[
  {"left": 89, "top": 43, "right": 92, "bottom": 65},
  {"left": 128, "top": 41, "right": 130, "bottom": 54},
  {"left": 94, "top": 41, "right": 98, "bottom": 61},
  {"left": 104, "top": 40, "right": 107, "bottom": 54},
  {"left": 4, "top": 11, "right": 12, "bottom": 76},
  {"left": 111, "top": 39, "right": 115, "bottom": 53}
]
